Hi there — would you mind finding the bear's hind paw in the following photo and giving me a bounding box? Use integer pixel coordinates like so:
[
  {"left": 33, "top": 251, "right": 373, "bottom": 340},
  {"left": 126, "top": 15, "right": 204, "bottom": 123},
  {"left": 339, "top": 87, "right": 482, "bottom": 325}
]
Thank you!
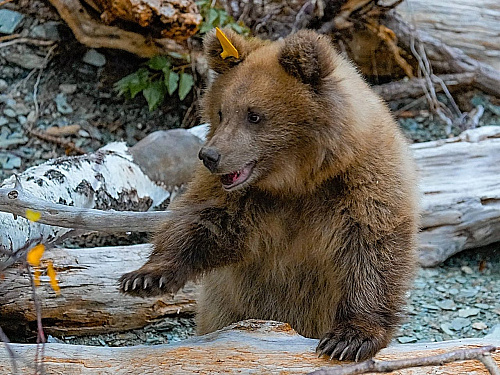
[{"left": 316, "top": 323, "right": 389, "bottom": 362}]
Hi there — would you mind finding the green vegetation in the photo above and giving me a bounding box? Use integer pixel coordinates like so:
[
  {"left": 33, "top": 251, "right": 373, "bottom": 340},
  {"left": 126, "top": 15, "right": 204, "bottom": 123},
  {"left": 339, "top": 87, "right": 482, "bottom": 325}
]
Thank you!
[{"left": 114, "top": 0, "right": 249, "bottom": 111}]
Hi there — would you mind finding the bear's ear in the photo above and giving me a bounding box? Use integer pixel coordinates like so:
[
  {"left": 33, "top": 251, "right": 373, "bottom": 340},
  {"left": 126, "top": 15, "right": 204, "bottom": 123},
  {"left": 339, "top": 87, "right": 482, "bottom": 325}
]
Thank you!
[
  {"left": 204, "top": 28, "right": 264, "bottom": 74},
  {"left": 278, "top": 30, "right": 336, "bottom": 89}
]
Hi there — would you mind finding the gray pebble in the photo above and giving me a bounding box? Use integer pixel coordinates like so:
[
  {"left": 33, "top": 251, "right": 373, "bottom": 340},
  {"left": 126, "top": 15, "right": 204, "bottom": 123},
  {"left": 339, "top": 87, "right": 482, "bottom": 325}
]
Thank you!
[
  {"left": 397, "top": 336, "right": 417, "bottom": 344},
  {"left": 0, "top": 79, "right": 7, "bottom": 93},
  {"left": 436, "top": 299, "right": 456, "bottom": 311},
  {"left": 54, "top": 93, "right": 73, "bottom": 114},
  {"left": 461, "top": 266, "right": 474, "bottom": 274},
  {"left": 82, "top": 49, "right": 106, "bottom": 67},
  {"left": 17, "top": 115, "right": 27, "bottom": 125},
  {"left": 472, "top": 322, "right": 487, "bottom": 330},
  {"left": 0, "top": 116, "right": 8, "bottom": 126},
  {"left": 59, "top": 83, "right": 78, "bottom": 95},
  {"left": 421, "top": 304, "right": 440, "bottom": 311},
  {"left": 475, "top": 303, "right": 490, "bottom": 309},
  {"left": 458, "top": 308, "right": 480, "bottom": 318},
  {"left": 0, "top": 9, "right": 24, "bottom": 34},
  {"left": 450, "top": 317, "right": 471, "bottom": 331},
  {"left": 3, "top": 108, "right": 16, "bottom": 118},
  {"left": 440, "top": 323, "right": 454, "bottom": 335},
  {"left": 448, "top": 288, "right": 459, "bottom": 295}
]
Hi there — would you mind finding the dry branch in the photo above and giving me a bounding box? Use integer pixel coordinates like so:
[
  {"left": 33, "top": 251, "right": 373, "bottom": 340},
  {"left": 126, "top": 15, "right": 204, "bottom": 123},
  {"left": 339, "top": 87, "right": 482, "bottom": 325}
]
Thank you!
[
  {"left": 382, "top": 12, "right": 500, "bottom": 98},
  {"left": 414, "top": 126, "right": 500, "bottom": 266},
  {"left": 397, "top": 0, "right": 500, "bottom": 72},
  {"left": 310, "top": 346, "right": 499, "bottom": 375},
  {"left": 0, "top": 127, "right": 205, "bottom": 254},
  {"left": 373, "top": 72, "right": 476, "bottom": 101},
  {"left": 0, "top": 181, "right": 171, "bottom": 233},
  {"left": 0, "top": 320, "right": 499, "bottom": 374}
]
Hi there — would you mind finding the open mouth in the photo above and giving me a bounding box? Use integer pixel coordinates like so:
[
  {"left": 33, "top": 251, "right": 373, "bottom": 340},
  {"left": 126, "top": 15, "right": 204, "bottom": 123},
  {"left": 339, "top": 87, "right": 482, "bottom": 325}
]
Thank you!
[{"left": 220, "top": 162, "right": 255, "bottom": 190}]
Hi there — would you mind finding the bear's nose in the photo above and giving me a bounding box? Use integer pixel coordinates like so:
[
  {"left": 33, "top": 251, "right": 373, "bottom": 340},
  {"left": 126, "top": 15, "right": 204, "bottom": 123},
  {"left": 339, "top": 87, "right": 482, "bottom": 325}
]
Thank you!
[{"left": 198, "top": 147, "right": 221, "bottom": 173}]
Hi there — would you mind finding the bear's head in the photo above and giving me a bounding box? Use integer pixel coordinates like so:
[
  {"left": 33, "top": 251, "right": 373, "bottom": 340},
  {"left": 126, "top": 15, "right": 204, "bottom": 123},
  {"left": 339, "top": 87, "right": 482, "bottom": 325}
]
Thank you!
[{"left": 200, "top": 29, "right": 366, "bottom": 195}]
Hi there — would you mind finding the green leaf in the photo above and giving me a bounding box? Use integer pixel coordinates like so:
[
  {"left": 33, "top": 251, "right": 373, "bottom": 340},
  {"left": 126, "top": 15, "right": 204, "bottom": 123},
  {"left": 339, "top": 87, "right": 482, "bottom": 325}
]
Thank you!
[
  {"left": 128, "top": 68, "right": 150, "bottom": 98},
  {"left": 207, "top": 8, "right": 218, "bottom": 26},
  {"left": 230, "top": 23, "right": 243, "bottom": 34},
  {"left": 147, "top": 56, "right": 170, "bottom": 71},
  {"left": 217, "top": 10, "right": 228, "bottom": 27},
  {"left": 143, "top": 80, "right": 166, "bottom": 111},
  {"left": 178, "top": 72, "right": 194, "bottom": 101},
  {"left": 165, "top": 70, "right": 179, "bottom": 96},
  {"left": 199, "top": 22, "right": 214, "bottom": 34}
]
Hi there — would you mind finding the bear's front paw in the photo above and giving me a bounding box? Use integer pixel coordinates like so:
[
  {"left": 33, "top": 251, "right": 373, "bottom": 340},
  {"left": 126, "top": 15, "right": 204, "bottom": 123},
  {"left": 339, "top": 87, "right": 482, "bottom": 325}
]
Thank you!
[
  {"left": 316, "top": 322, "right": 389, "bottom": 362},
  {"left": 119, "top": 266, "right": 188, "bottom": 297}
]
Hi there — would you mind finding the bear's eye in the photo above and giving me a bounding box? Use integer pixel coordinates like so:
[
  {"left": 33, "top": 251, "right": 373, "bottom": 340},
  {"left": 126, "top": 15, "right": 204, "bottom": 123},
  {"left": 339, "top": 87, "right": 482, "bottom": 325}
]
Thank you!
[
  {"left": 218, "top": 110, "right": 223, "bottom": 122},
  {"left": 247, "top": 111, "right": 261, "bottom": 124}
]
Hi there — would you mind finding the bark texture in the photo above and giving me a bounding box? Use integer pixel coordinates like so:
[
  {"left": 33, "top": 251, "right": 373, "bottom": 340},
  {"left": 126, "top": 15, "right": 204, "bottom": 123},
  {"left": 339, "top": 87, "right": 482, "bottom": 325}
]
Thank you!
[
  {"left": 0, "top": 320, "right": 498, "bottom": 374},
  {"left": 397, "top": 0, "right": 500, "bottom": 72},
  {"left": 0, "top": 244, "right": 198, "bottom": 337}
]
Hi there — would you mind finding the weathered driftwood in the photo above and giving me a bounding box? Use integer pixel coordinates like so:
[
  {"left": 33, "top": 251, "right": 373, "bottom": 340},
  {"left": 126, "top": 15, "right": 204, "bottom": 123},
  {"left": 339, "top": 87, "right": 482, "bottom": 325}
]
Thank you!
[
  {"left": 415, "top": 126, "right": 500, "bottom": 267},
  {"left": 0, "top": 320, "right": 498, "bottom": 374},
  {"left": 397, "top": 0, "right": 500, "bottom": 72},
  {"left": 382, "top": 12, "right": 500, "bottom": 98},
  {"left": 0, "top": 244, "right": 198, "bottom": 337}
]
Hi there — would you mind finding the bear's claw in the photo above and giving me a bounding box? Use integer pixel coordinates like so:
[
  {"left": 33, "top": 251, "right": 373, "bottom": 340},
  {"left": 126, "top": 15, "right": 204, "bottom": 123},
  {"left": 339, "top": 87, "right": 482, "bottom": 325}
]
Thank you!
[
  {"left": 316, "top": 323, "right": 387, "bottom": 362},
  {"left": 119, "top": 267, "right": 188, "bottom": 297}
]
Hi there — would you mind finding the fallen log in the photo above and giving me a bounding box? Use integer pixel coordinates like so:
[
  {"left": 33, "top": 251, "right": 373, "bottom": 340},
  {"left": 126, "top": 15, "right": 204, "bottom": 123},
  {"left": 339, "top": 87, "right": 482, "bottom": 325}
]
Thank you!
[
  {"left": 0, "top": 320, "right": 498, "bottom": 374},
  {"left": 48, "top": 0, "right": 191, "bottom": 57},
  {"left": 373, "top": 72, "right": 476, "bottom": 102},
  {"left": 415, "top": 126, "right": 500, "bottom": 267},
  {"left": 0, "top": 127, "right": 203, "bottom": 255},
  {"left": 397, "top": 0, "right": 500, "bottom": 72},
  {"left": 0, "top": 244, "right": 199, "bottom": 338},
  {"left": 382, "top": 12, "right": 500, "bottom": 98}
]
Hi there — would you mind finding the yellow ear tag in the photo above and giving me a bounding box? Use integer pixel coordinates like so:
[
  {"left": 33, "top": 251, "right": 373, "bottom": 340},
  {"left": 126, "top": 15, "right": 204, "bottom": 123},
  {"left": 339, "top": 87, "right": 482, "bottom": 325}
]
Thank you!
[{"left": 216, "top": 27, "right": 239, "bottom": 59}]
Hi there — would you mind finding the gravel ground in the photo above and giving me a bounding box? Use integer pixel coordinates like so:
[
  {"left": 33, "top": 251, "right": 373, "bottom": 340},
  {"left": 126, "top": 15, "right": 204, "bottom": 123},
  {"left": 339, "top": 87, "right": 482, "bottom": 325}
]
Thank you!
[{"left": 1, "top": 10, "right": 499, "bottom": 347}]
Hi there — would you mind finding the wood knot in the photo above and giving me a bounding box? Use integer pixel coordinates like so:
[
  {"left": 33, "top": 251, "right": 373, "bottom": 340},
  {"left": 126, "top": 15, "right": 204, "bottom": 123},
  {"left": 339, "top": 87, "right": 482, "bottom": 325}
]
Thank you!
[{"left": 7, "top": 190, "right": 18, "bottom": 199}]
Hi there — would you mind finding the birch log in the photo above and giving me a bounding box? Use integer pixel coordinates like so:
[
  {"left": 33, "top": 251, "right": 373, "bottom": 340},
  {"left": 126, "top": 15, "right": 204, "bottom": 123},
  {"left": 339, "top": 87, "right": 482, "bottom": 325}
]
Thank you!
[
  {"left": 0, "top": 320, "right": 498, "bottom": 374},
  {"left": 397, "top": 0, "right": 500, "bottom": 72},
  {"left": 0, "top": 127, "right": 204, "bottom": 254},
  {"left": 0, "top": 143, "right": 170, "bottom": 254},
  {"left": 0, "top": 244, "right": 199, "bottom": 337}
]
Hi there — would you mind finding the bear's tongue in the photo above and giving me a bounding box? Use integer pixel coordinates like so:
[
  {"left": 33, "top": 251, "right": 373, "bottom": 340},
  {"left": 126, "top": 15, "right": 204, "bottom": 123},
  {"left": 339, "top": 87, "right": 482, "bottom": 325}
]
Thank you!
[{"left": 221, "top": 163, "right": 254, "bottom": 189}]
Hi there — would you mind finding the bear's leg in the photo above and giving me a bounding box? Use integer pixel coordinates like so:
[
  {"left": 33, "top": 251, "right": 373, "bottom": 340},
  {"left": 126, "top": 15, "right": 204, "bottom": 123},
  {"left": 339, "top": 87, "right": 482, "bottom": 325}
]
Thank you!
[
  {"left": 119, "top": 205, "right": 246, "bottom": 297},
  {"left": 317, "top": 222, "right": 415, "bottom": 361}
]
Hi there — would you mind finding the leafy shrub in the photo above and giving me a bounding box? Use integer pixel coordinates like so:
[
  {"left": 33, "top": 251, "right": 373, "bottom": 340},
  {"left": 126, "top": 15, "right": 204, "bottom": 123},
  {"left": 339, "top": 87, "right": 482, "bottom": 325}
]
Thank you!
[
  {"left": 114, "top": 54, "right": 194, "bottom": 111},
  {"left": 114, "top": 1, "right": 249, "bottom": 111}
]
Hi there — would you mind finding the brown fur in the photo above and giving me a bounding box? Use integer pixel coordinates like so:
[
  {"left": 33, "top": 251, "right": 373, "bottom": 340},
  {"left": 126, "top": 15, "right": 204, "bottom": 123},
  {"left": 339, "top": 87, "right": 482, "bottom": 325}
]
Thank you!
[{"left": 120, "top": 29, "right": 419, "bottom": 362}]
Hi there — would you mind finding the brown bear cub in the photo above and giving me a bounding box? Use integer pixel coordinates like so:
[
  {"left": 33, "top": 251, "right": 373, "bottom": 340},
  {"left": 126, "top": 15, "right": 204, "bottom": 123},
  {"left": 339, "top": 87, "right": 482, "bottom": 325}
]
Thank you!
[{"left": 120, "top": 29, "right": 419, "bottom": 362}]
